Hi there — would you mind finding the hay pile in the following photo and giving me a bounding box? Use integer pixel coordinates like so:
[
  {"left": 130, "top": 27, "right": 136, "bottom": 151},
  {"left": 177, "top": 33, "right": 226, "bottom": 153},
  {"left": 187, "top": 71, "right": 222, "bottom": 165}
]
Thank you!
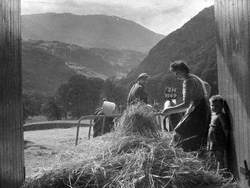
[
  {"left": 22, "top": 103, "right": 238, "bottom": 188},
  {"left": 116, "top": 103, "right": 161, "bottom": 138}
]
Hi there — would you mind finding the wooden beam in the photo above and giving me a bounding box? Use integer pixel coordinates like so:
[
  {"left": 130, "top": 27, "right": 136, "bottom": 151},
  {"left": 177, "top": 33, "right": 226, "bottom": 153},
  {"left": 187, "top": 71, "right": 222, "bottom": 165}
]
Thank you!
[
  {"left": 215, "top": 0, "right": 250, "bottom": 186},
  {"left": 0, "top": 0, "right": 24, "bottom": 187}
]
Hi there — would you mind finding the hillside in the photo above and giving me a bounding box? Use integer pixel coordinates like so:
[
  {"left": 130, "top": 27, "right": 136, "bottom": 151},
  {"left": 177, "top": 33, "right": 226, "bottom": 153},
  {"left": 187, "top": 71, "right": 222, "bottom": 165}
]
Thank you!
[
  {"left": 124, "top": 6, "right": 217, "bottom": 101},
  {"left": 25, "top": 40, "right": 116, "bottom": 78},
  {"left": 89, "top": 48, "right": 145, "bottom": 77},
  {"left": 22, "top": 42, "right": 75, "bottom": 96},
  {"left": 22, "top": 13, "right": 164, "bottom": 52},
  {"left": 23, "top": 40, "right": 145, "bottom": 96}
]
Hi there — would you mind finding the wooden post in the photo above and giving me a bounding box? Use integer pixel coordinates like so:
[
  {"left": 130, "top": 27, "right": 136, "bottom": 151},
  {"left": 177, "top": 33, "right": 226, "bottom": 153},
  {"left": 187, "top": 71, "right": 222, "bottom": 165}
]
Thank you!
[
  {"left": 101, "top": 116, "right": 106, "bottom": 135},
  {"left": 215, "top": 0, "right": 250, "bottom": 186},
  {"left": 75, "top": 122, "right": 80, "bottom": 146},
  {"left": 88, "top": 120, "right": 92, "bottom": 140},
  {"left": 0, "top": 0, "right": 24, "bottom": 187}
]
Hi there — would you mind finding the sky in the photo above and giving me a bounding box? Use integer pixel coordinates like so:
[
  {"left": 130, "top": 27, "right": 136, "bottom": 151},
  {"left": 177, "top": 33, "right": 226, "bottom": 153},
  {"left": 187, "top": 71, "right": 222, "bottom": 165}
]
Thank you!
[{"left": 21, "top": 0, "right": 214, "bottom": 35}]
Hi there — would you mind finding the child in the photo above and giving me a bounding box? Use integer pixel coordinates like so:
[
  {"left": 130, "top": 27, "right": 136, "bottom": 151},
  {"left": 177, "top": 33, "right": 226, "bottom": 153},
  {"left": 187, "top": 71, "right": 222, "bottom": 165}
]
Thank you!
[{"left": 208, "top": 95, "right": 230, "bottom": 169}]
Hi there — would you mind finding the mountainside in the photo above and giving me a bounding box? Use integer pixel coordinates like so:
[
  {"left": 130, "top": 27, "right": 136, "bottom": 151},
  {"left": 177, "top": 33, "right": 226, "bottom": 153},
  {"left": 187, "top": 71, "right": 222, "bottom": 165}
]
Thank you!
[
  {"left": 22, "top": 42, "right": 75, "bottom": 96},
  {"left": 22, "top": 40, "right": 145, "bottom": 96},
  {"left": 89, "top": 48, "right": 145, "bottom": 77},
  {"left": 124, "top": 6, "right": 217, "bottom": 101},
  {"left": 25, "top": 40, "right": 116, "bottom": 78},
  {"left": 22, "top": 13, "right": 164, "bottom": 52}
]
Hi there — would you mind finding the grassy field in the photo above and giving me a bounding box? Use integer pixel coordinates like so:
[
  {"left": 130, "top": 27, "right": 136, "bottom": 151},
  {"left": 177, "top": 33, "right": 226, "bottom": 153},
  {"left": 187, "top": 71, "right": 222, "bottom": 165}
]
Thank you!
[{"left": 24, "top": 127, "right": 112, "bottom": 177}]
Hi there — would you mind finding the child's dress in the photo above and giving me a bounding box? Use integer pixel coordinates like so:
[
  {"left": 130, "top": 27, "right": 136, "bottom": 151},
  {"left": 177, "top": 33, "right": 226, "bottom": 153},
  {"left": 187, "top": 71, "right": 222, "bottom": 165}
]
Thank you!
[{"left": 208, "top": 112, "right": 229, "bottom": 167}]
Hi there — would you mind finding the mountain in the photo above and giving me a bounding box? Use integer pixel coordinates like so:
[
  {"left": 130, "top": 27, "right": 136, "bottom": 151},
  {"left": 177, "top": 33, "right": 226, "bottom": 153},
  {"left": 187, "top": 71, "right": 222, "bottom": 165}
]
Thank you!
[
  {"left": 22, "top": 40, "right": 146, "bottom": 96},
  {"left": 124, "top": 6, "right": 217, "bottom": 101},
  {"left": 25, "top": 40, "right": 116, "bottom": 78},
  {"left": 25, "top": 40, "right": 145, "bottom": 77},
  {"left": 22, "top": 41, "right": 75, "bottom": 96},
  {"left": 22, "top": 13, "right": 164, "bottom": 52},
  {"left": 89, "top": 48, "right": 145, "bottom": 78}
]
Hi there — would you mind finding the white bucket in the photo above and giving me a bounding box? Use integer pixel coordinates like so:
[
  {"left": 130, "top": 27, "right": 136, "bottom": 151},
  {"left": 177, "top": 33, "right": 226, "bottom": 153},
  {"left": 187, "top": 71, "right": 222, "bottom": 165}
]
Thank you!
[
  {"left": 163, "top": 99, "right": 176, "bottom": 110},
  {"left": 102, "top": 101, "right": 116, "bottom": 116}
]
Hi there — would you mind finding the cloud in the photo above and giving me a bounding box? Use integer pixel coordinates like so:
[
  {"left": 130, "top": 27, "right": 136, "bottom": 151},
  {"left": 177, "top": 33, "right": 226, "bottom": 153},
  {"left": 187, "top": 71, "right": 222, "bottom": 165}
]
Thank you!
[{"left": 21, "top": 0, "right": 214, "bottom": 35}]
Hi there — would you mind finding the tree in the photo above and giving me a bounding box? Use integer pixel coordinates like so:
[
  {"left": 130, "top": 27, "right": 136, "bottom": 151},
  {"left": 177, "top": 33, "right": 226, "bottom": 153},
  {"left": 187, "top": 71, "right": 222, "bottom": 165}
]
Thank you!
[
  {"left": 41, "top": 97, "right": 63, "bottom": 120},
  {"left": 102, "top": 78, "right": 127, "bottom": 106},
  {"left": 56, "top": 75, "right": 104, "bottom": 118},
  {"left": 22, "top": 92, "right": 46, "bottom": 122}
]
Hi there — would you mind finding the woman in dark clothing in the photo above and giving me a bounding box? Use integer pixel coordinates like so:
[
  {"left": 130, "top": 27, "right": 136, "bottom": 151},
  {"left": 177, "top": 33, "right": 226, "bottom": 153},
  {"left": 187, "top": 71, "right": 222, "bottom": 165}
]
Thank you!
[
  {"left": 162, "top": 60, "right": 210, "bottom": 152},
  {"left": 93, "top": 107, "right": 114, "bottom": 137}
]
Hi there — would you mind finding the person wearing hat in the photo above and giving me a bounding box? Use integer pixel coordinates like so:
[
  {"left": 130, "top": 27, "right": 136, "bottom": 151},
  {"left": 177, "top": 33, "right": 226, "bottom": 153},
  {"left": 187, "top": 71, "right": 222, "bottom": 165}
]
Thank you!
[{"left": 127, "top": 73, "right": 149, "bottom": 105}]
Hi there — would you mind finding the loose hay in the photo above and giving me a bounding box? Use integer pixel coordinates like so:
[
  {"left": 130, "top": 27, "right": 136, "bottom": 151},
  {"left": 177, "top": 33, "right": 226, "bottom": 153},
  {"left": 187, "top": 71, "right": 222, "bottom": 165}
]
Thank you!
[
  {"left": 22, "top": 103, "right": 238, "bottom": 188},
  {"left": 116, "top": 103, "right": 161, "bottom": 138}
]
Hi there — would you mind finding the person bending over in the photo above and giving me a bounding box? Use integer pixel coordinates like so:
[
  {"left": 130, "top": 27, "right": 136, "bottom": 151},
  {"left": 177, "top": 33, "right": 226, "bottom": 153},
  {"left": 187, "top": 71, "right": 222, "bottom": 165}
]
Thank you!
[{"left": 162, "top": 60, "right": 210, "bottom": 152}]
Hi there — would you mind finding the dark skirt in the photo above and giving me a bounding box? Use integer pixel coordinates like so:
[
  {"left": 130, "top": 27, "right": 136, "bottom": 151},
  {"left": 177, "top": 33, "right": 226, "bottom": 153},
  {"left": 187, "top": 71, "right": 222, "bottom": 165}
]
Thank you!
[
  {"left": 174, "top": 98, "right": 210, "bottom": 152},
  {"left": 163, "top": 113, "right": 183, "bottom": 131},
  {"left": 93, "top": 108, "right": 114, "bottom": 137}
]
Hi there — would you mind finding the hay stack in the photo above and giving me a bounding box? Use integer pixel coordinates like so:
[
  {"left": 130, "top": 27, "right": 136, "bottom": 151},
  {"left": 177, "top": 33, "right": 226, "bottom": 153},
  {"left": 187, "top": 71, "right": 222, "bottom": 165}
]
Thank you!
[
  {"left": 22, "top": 103, "right": 238, "bottom": 188},
  {"left": 116, "top": 103, "right": 161, "bottom": 138}
]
